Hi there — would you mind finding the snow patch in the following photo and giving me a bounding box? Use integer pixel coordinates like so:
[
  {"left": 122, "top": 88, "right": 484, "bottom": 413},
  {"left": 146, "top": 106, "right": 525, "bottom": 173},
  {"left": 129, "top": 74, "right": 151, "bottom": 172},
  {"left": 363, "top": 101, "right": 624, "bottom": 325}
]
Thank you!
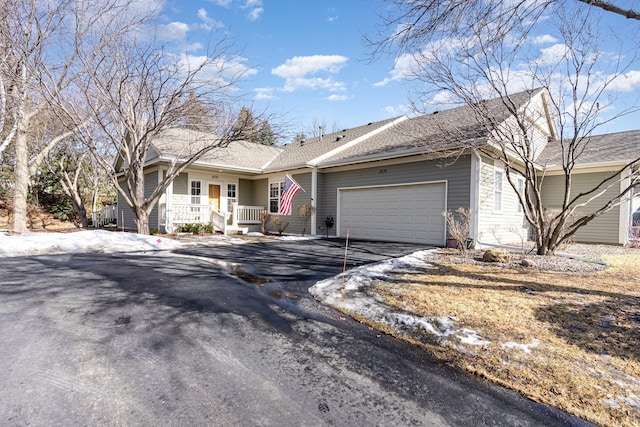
[
  {"left": 310, "top": 249, "right": 491, "bottom": 348},
  {"left": 0, "top": 230, "right": 183, "bottom": 257},
  {"left": 501, "top": 340, "right": 540, "bottom": 353},
  {"left": 277, "top": 235, "right": 322, "bottom": 241}
]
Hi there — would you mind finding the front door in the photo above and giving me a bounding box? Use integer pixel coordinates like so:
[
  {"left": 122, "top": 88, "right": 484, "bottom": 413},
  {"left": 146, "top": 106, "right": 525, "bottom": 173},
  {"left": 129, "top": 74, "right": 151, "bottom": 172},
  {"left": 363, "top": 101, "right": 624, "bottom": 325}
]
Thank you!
[{"left": 209, "top": 184, "right": 221, "bottom": 212}]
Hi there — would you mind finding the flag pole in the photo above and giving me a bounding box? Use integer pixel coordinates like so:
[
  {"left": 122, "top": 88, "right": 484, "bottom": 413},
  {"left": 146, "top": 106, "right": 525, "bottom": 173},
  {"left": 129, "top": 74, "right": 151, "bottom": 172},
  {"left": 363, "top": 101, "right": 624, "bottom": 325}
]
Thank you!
[
  {"left": 340, "top": 228, "right": 350, "bottom": 302},
  {"left": 286, "top": 173, "right": 306, "bottom": 193}
]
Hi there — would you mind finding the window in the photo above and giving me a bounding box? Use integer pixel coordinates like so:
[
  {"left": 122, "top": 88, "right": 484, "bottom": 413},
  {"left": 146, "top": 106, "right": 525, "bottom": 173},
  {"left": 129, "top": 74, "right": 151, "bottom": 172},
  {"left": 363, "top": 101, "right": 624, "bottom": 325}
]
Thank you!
[
  {"left": 493, "top": 169, "right": 503, "bottom": 211},
  {"left": 227, "top": 183, "right": 237, "bottom": 213},
  {"left": 516, "top": 177, "right": 525, "bottom": 213},
  {"left": 269, "top": 181, "right": 284, "bottom": 213},
  {"left": 191, "top": 180, "right": 202, "bottom": 204}
]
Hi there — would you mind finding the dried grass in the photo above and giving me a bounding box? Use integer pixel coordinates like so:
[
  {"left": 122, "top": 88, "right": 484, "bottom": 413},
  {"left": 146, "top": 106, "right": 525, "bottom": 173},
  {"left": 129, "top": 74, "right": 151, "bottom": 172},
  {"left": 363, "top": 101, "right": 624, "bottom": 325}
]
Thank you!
[{"left": 370, "top": 253, "right": 640, "bottom": 426}]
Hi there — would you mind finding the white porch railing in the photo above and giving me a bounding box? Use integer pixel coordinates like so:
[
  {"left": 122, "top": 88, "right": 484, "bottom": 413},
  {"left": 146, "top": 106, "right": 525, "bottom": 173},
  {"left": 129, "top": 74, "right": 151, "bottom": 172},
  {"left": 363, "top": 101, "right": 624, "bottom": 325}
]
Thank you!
[
  {"left": 92, "top": 205, "right": 117, "bottom": 227},
  {"left": 172, "top": 204, "right": 213, "bottom": 224},
  {"left": 167, "top": 203, "right": 265, "bottom": 233},
  {"left": 211, "top": 209, "right": 227, "bottom": 235},
  {"left": 233, "top": 204, "right": 263, "bottom": 224}
]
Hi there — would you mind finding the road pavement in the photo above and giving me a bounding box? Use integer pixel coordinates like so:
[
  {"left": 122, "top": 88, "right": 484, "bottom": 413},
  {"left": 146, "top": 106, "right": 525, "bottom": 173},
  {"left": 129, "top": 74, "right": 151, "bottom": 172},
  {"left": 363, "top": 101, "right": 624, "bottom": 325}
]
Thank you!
[{"left": 0, "top": 239, "right": 594, "bottom": 426}]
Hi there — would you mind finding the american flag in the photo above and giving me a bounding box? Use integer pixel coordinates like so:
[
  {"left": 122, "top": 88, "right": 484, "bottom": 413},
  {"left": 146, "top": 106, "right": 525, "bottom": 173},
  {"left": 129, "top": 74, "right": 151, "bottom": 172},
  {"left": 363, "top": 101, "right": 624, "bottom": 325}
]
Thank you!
[{"left": 278, "top": 175, "right": 301, "bottom": 215}]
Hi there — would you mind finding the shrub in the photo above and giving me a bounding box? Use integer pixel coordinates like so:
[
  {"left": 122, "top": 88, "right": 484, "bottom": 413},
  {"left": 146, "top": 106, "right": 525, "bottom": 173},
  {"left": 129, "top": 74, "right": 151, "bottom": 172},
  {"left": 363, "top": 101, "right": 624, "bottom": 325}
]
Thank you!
[
  {"left": 442, "top": 208, "right": 472, "bottom": 254},
  {"left": 296, "top": 204, "right": 315, "bottom": 236},
  {"left": 177, "top": 223, "right": 212, "bottom": 234},
  {"left": 272, "top": 216, "right": 289, "bottom": 236},
  {"left": 259, "top": 210, "right": 271, "bottom": 234}
]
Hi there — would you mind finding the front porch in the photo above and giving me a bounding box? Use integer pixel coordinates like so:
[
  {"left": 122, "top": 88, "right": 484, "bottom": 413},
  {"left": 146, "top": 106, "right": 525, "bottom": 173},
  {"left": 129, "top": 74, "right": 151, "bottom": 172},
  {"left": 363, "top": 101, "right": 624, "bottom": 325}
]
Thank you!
[{"left": 161, "top": 203, "right": 264, "bottom": 235}]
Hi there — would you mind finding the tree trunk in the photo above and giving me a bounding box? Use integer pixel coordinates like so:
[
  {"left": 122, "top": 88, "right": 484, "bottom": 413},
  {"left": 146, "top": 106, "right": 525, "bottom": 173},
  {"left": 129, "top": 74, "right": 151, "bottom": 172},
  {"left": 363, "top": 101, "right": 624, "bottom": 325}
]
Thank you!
[
  {"left": 135, "top": 209, "right": 150, "bottom": 235},
  {"left": 69, "top": 194, "right": 88, "bottom": 228},
  {"left": 12, "top": 125, "right": 29, "bottom": 233}
]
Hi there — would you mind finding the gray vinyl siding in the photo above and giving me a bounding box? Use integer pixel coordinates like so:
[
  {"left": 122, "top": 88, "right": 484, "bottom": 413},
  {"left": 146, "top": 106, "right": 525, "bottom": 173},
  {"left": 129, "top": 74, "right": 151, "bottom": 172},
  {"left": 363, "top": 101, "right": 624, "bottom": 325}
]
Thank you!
[
  {"left": 280, "top": 173, "right": 312, "bottom": 235},
  {"left": 116, "top": 186, "right": 135, "bottom": 231},
  {"left": 541, "top": 172, "right": 621, "bottom": 244},
  {"left": 173, "top": 173, "right": 188, "bottom": 196},
  {"left": 238, "top": 179, "right": 255, "bottom": 205},
  {"left": 253, "top": 179, "right": 268, "bottom": 207},
  {"left": 116, "top": 171, "right": 160, "bottom": 232},
  {"left": 146, "top": 172, "right": 159, "bottom": 231},
  {"left": 238, "top": 178, "right": 270, "bottom": 210},
  {"left": 317, "top": 156, "right": 472, "bottom": 237}
]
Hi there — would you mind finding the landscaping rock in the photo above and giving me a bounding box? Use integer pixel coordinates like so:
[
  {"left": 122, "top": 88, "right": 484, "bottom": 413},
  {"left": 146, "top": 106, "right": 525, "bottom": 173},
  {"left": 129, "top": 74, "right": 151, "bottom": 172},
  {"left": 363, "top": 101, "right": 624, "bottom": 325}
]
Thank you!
[
  {"left": 482, "top": 248, "right": 511, "bottom": 263},
  {"left": 520, "top": 258, "right": 537, "bottom": 268}
]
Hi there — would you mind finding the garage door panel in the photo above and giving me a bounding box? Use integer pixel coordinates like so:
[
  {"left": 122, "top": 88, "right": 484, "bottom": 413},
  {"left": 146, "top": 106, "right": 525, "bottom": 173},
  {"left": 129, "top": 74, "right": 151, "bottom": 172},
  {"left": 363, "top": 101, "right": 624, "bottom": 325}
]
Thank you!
[{"left": 339, "top": 183, "right": 446, "bottom": 245}]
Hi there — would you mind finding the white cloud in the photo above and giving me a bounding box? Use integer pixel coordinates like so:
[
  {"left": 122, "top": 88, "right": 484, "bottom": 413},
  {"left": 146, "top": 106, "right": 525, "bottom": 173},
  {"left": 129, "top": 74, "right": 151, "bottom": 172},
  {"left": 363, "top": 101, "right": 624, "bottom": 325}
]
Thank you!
[
  {"left": 383, "top": 104, "right": 411, "bottom": 117},
  {"left": 327, "top": 8, "right": 338, "bottom": 23},
  {"left": 534, "top": 43, "right": 569, "bottom": 66},
  {"left": 247, "top": 7, "right": 263, "bottom": 21},
  {"left": 241, "top": 0, "right": 263, "bottom": 20},
  {"left": 374, "top": 53, "right": 418, "bottom": 87},
  {"left": 272, "top": 55, "right": 349, "bottom": 93},
  {"left": 530, "top": 34, "right": 558, "bottom": 45},
  {"left": 605, "top": 70, "right": 640, "bottom": 92},
  {"left": 198, "top": 8, "right": 223, "bottom": 30},
  {"left": 208, "top": 0, "right": 233, "bottom": 6},
  {"left": 255, "top": 87, "right": 276, "bottom": 100},
  {"left": 327, "top": 94, "right": 348, "bottom": 101},
  {"left": 162, "top": 21, "right": 190, "bottom": 40},
  {"left": 178, "top": 54, "right": 257, "bottom": 86},
  {"left": 281, "top": 77, "right": 345, "bottom": 93},
  {"left": 272, "top": 55, "right": 348, "bottom": 78}
]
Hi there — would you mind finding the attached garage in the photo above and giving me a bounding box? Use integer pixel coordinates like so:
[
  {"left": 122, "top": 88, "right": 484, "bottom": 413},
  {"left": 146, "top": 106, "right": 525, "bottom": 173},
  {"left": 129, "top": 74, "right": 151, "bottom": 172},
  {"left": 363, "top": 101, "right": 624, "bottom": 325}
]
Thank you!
[{"left": 337, "top": 181, "right": 447, "bottom": 245}]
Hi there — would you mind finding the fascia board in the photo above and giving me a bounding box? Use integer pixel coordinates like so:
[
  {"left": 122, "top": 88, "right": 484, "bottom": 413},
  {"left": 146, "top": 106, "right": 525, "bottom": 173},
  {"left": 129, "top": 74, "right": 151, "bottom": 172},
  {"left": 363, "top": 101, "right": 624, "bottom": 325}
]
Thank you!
[{"left": 157, "top": 156, "right": 263, "bottom": 173}]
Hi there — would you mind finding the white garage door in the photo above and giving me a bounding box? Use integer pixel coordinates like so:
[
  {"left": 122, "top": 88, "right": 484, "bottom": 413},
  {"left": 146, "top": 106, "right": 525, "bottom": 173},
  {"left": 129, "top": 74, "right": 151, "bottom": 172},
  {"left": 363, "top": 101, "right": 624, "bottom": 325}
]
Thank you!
[{"left": 338, "top": 182, "right": 446, "bottom": 245}]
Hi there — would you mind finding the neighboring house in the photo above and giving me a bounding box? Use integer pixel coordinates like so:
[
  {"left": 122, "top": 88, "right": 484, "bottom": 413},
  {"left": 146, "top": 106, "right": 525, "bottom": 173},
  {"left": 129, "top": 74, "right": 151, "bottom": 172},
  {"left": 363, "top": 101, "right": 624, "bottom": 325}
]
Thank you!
[
  {"left": 117, "top": 88, "right": 639, "bottom": 246},
  {"left": 538, "top": 129, "right": 640, "bottom": 245}
]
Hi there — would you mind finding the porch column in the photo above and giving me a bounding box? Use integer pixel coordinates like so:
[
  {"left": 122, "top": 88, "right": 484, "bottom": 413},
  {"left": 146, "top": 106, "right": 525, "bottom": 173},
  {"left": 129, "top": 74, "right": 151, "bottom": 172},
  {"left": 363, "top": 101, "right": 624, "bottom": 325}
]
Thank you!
[
  {"left": 470, "top": 149, "right": 481, "bottom": 242},
  {"left": 311, "top": 167, "right": 318, "bottom": 235},
  {"left": 165, "top": 178, "right": 174, "bottom": 233},
  {"left": 620, "top": 167, "right": 632, "bottom": 244}
]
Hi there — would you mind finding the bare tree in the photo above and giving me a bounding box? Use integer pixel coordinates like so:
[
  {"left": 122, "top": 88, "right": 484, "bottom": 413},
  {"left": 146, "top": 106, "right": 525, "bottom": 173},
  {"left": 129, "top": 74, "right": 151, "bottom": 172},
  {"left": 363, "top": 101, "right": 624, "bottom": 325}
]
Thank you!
[
  {"left": 42, "top": 135, "right": 112, "bottom": 228},
  {"left": 369, "top": 0, "right": 640, "bottom": 58},
  {"left": 371, "top": 1, "right": 640, "bottom": 255},
  {"left": 56, "top": 21, "right": 255, "bottom": 234},
  {"left": 0, "top": 0, "right": 139, "bottom": 232}
]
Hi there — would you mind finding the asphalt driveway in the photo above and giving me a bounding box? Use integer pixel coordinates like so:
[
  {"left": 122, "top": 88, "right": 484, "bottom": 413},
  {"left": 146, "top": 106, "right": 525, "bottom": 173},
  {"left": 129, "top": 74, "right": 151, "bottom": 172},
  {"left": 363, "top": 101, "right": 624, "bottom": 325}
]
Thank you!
[{"left": 0, "top": 238, "right": 593, "bottom": 426}]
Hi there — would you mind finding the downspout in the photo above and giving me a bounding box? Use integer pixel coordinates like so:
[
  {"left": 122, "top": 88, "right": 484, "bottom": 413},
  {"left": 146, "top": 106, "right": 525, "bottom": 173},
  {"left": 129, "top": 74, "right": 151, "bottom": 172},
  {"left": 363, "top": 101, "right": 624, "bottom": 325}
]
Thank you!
[
  {"left": 165, "top": 172, "right": 174, "bottom": 234},
  {"left": 311, "top": 167, "right": 318, "bottom": 235},
  {"left": 471, "top": 149, "right": 482, "bottom": 243}
]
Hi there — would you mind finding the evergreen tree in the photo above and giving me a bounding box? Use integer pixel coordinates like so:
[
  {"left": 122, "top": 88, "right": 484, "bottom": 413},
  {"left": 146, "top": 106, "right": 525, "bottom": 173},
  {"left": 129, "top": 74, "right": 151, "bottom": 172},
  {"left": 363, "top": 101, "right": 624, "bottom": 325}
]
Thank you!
[
  {"left": 234, "top": 107, "right": 259, "bottom": 143},
  {"left": 258, "top": 120, "right": 275, "bottom": 146}
]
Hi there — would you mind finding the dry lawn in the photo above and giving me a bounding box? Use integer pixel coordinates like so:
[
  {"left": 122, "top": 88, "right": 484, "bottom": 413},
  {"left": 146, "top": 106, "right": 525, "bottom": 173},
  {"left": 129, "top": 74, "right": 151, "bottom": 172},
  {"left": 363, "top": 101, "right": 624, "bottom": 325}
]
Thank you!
[{"left": 370, "top": 252, "right": 640, "bottom": 427}]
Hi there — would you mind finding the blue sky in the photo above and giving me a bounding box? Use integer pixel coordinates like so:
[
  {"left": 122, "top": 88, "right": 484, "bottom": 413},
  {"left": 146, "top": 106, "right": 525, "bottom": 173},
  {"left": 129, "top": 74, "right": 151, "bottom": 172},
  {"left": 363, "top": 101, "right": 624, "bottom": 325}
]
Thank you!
[{"left": 160, "top": 0, "right": 640, "bottom": 141}]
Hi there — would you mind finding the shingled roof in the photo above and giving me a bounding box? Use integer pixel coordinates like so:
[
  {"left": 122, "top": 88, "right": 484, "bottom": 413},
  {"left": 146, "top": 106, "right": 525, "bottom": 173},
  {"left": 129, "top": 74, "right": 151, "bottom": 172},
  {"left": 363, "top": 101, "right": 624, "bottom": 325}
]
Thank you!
[
  {"left": 264, "top": 116, "right": 405, "bottom": 171},
  {"left": 537, "top": 129, "right": 640, "bottom": 168},
  {"left": 318, "top": 88, "right": 546, "bottom": 166},
  {"left": 149, "top": 128, "right": 283, "bottom": 172},
  {"left": 147, "top": 88, "right": 552, "bottom": 172}
]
